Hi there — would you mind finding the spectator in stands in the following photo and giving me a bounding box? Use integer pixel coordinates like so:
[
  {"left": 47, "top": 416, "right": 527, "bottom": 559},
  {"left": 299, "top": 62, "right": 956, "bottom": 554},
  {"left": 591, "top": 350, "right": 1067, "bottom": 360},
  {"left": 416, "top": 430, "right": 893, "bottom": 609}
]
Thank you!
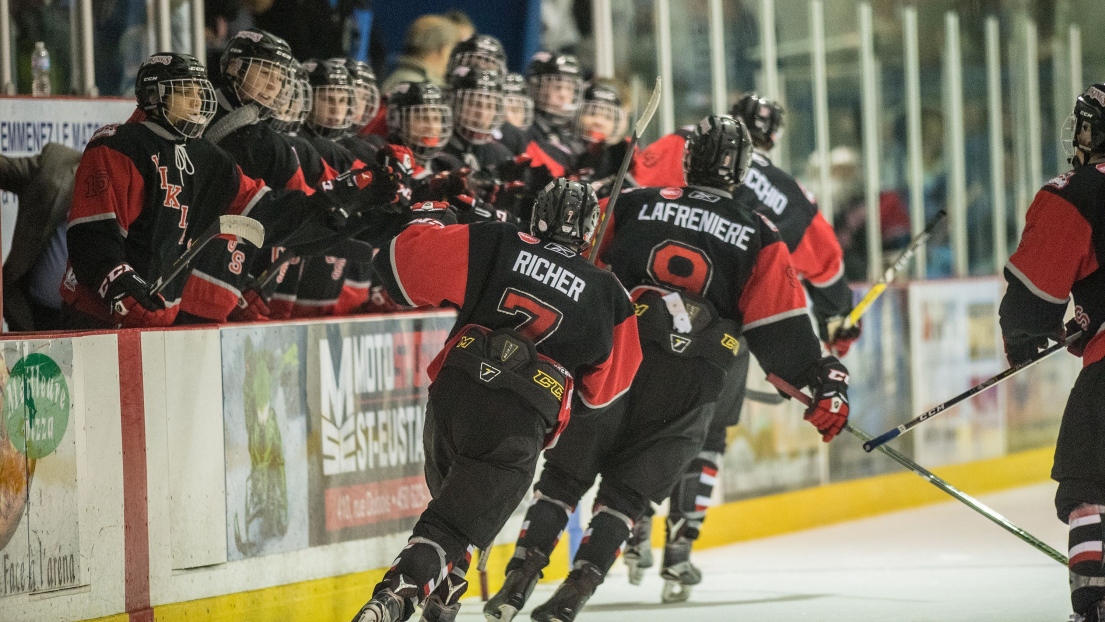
[
  {"left": 381, "top": 14, "right": 457, "bottom": 92},
  {"left": 0, "top": 143, "right": 81, "bottom": 331},
  {"left": 443, "top": 10, "right": 475, "bottom": 43}
]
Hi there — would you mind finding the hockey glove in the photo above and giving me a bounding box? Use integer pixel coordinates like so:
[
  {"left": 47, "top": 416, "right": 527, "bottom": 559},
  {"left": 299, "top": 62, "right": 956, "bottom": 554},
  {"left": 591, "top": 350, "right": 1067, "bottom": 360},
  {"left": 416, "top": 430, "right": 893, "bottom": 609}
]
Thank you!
[
  {"left": 821, "top": 316, "right": 862, "bottom": 357},
  {"left": 229, "top": 289, "right": 271, "bottom": 322},
  {"left": 1002, "top": 332, "right": 1052, "bottom": 366},
  {"left": 408, "top": 201, "right": 458, "bottom": 226},
  {"left": 413, "top": 168, "right": 470, "bottom": 202},
  {"left": 803, "top": 356, "right": 850, "bottom": 442},
  {"left": 1063, "top": 317, "right": 1092, "bottom": 358},
  {"left": 493, "top": 154, "right": 533, "bottom": 183},
  {"left": 100, "top": 264, "right": 172, "bottom": 327}
]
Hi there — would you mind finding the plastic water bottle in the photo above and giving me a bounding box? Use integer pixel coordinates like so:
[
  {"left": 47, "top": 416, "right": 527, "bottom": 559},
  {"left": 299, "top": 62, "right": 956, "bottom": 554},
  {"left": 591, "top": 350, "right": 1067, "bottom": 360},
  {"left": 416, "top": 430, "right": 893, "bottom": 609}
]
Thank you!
[{"left": 31, "top": 42, "right": 50, "bottom": 97}]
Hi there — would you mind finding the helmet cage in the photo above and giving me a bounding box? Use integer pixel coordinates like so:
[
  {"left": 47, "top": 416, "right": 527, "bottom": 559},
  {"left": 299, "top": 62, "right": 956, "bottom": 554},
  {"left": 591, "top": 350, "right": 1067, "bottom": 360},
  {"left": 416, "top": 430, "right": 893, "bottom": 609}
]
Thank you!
[
  {"left": 307, "top": 84, "right": 354, "bottom": 138},
  {"left": 1071, "top": 87, "right": 1105, "bottom": 163},
  {"left": 449, "top": 88, "right": 505, "bottom": 144},
  {"left": 270, "top": 73, "right": 311, "bottom": 134},
  {"left": 574, "top": 99, "right": 626, "bottom": 145},
  {"left": 389, "top": 103, "right": 454, "bottom": 160},
  {"left": 154, "top": 78, "right": 217, "bottom": 139},
  {"left": 350, "top": 81, "right": 381, "bottom": 128},
  {"left": 227, "top": 56, "right": 291, "bottom": 119},
  {"left": 529, "top": 74, "right": 582, "bottom": 120},
  {"left": 447, "top": 50, "right": 507, "bottom": 78}
]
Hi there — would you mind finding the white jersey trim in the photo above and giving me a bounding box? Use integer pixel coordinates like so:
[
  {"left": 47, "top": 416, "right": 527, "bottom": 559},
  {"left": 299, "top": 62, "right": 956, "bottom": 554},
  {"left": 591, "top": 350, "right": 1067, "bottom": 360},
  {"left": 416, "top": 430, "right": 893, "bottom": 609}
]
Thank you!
[
  {"left": 68, "top": 212, "right": 117, "bottom": 228},
  {"left": 189, "top": 269, "right": 243, "bottom": 298},
  {"left": 1005, "top": 261, "right": 1069, "bottom": 305},
  {"left": 388, "top": 237, "right": 417, "bottom": 307},
  {"left": 743, "top": 306, "right": 810, "bottom": 331},
  {"left": 579, "top": 382, "right": 631, "bottom": 410},
  {"left": 238, "top": 185, "right": 271, "bottom": 218},
  {"left": 807, "top": 262, "right": 845, "bottom": 288}
]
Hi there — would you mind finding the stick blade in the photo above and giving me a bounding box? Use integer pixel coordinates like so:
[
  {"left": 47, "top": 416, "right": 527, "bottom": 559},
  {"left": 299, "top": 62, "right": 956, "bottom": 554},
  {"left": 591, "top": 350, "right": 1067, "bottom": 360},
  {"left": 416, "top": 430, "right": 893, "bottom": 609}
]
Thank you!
[
  {"left": 634, "top": 77, "right": 662, "bottom": 137},
  {"left": 216, "top": 215, "right": 265, "bottom": 248}
]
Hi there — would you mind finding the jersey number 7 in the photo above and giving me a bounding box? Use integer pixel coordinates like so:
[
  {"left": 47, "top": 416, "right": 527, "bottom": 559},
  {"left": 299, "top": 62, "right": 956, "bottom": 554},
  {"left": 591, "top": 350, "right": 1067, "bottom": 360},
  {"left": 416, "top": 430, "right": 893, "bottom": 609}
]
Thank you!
[{"left": 498, "top": 288, "right": 563, "bottom": 344}]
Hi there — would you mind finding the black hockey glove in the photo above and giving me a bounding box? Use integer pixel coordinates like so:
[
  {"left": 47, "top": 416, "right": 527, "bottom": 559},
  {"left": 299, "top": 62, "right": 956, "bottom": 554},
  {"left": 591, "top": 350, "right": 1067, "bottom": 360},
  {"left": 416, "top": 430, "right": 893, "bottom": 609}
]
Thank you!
[
  {"left": 100, "top": 263, "right": 165, "bottom": 313},
  {"left": 449, "top": 193, "right": 509, "bottom": 224},
  {"left": 1063, "top": 318, "right": 1092, "bottom": 358},
  {"left": 1002, "top": 332, "right": 1052, "bottom": 366},
  {"left": 407, "top": 201, "right": 458, "bottom": 226},
  {"left": 803, "top": 356, "right": 850, "bottom": 442},
  {"left": 412, "top": 168, "right": 470, "bottom": 202}
]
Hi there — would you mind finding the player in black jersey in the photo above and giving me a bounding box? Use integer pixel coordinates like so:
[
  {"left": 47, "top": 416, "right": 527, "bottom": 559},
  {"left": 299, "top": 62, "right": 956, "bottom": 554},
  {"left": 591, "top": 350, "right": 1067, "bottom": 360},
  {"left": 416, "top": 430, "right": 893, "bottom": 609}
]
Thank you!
[
  {"left": 350, "top": 179, "right": 642, "bottom": 622},
  {"left": 62, "top": 53, "right": 370, "bottom": 328},
  {"left": 625, "top": 94, "right": 860, "bottom": 591},
  {"left": 521, "top": 52, "right": 581, "bottom": 179},
  {"left": 437, "top": 66, "right": 513, "bottom": 174},
  {"left": 497, "top": 72, "right": 533, "bottom": 156},
  {"left": 387, "top": 81, "right": 454, "bottom": 170},
  {"left": 486, "top": 116, "right": 850, "bottom": 621},
  {"left": 571, "top": 79, "right": 630, "bottom": 185},
  {"left": 338, "top": 59, "right": 384, "bottom": 163},
  {"left": 1001, "top": 84, "right": 1105, "bottom": 622}
]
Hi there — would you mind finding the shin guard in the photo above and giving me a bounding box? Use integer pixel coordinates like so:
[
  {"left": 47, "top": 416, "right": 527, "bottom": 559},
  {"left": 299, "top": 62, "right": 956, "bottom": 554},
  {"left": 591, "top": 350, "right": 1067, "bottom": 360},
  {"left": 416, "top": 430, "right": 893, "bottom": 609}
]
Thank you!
[
  {"left": 508, "top": 492, "right": 574, "bottom": 573},
  {"left": 574, "top": 505, "right": 633, "bottom": 575},
  {"left": 667, "top": 452, "right": 720, "bottom": 541},
  {"left": 1070, "top": 504, "right": 1105, "bottom": 616}
]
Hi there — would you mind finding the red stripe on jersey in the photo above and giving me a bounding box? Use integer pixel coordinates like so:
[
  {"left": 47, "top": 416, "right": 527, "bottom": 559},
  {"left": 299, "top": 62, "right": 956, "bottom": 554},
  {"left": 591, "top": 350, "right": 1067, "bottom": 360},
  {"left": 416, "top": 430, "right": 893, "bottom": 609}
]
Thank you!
[
  {"left": 179, "top": 271, "right": 241, "bottom": 322},
  {"left": 227, "top": 165, "right": 267, "bottom": 216},
  {"left": 388, "top": 223, "right": 470, "bottom": 308},
  {"left": 360, "top": 102, "right": 388, "bottom": 137},
  {"left": 334, "top": 282, "right": 371, "bottom": 315},
  {"left": 285, "top": 164, "right": 315, "bottom": 196},
  {"left": 69, "top": 144, "right": 146, "bottom": 232},
  {"left": 1071, "top": 549, "right": 1103, "bottom": 566},
  {"left": 524, "top": 141, "right": 566, "bottom": 179},
  {"left": 791, "top": 211, "right": 844, "bottom": 286},
  {"left": 1008, "top": 189, "right": 1097, "bottom": 302},
  {"left": 318, "top": 158, "right": 339, "bottom": 184},
  {"left": 577, "top": 313, "right": 642, "bottom": 409},
  {"left": 632, "top": 133, "right": 687, "bottom": 189},
  {"left": 737, "top": 237, "right": 808, "bottom": 329},
  {"left": 702, "top": 465, "right": 718, "bottom": 477}
]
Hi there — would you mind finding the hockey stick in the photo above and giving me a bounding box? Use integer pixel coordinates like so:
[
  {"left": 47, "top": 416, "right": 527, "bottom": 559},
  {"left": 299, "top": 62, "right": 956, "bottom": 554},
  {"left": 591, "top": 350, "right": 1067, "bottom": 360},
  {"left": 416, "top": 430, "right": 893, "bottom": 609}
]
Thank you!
[
  {"left": 766, "top": 373, "right": 1067, "bottom": 566},
  {"left": 589, "top": 76, "right": 662, "bottom": 266},
  {"left": 747, "top": 388, "right": 786, "bottom": 405},
  {"left": 477, "top": 547, "right": 490, "bottom": 601},
  {"left": 842, "top": 209, "right": 947, "bottom": 330},
  {"left": 150, "top": 215, "right": 265, "bottom": 296},
  {"left": 864, "top": 331, "right": 1082, "bottom": 452}
]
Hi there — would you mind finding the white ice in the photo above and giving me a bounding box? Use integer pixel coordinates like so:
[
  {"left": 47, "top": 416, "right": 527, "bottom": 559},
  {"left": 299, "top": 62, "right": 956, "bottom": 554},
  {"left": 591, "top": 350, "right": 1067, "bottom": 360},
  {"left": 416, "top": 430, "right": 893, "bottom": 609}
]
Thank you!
[{"left": 461, "top": 482, "right": 1070, "bottom": 621}]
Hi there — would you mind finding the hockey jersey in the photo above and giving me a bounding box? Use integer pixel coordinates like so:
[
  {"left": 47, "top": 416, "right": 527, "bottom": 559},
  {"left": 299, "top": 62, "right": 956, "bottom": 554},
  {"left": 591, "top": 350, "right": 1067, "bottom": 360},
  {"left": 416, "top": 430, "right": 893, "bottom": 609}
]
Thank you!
[
  {"left": 596, "top": 185, "right": 822, "bottom": 383},
  {"left": 1000, "top": 163, "right": 1105, "bottom": 367},
  {"left": 63, "top": 119, "right": 269, "bottom": 324},
  {"left": 374, "top": 220, "right": 642, "bottom": 409}
]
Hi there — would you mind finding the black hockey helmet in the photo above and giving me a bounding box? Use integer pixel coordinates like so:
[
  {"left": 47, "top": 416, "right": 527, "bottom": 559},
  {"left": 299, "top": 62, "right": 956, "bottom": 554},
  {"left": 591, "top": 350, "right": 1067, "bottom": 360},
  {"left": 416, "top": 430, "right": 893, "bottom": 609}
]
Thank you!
[
  {"left": 531, "top": 177, "right": 600, "bottom": 249},
  {"left": 446, "top": 34, "right": 507, "bottom": 77},
  {"left": 730, "top": 93, "right": 784, "bottom": 150},
  {"left": 386, "top": 81, "right": 454, "bottom": 161},
  {"left": 573, "top": 79, "right": 626, "bottom": 145},
  {"left": 1071, "top": 83, "right": 1105, "bottom": 163},
  {"left": 503, "top": 72, "right": 534, "bottom": 130},
  {"left": 219, "top": 28, "right": 295, "bottom": 117},
  {"left": 135, "top": 52, "right": 217, "bottom": 139},
  {"left": 303, "top": 59, "right": 353, "bottom": 138},
  {"left": 447, "top": 66, "right": 504, "bottom": 144},
  {"left": 526, "top": 52, "right": 582, "bottom": 121},
  {"left": 342, "top": 58, "right": 380, "bottom": 128},
  {"left": 683, "top": 114, "right": 753, "bottom": 189}
]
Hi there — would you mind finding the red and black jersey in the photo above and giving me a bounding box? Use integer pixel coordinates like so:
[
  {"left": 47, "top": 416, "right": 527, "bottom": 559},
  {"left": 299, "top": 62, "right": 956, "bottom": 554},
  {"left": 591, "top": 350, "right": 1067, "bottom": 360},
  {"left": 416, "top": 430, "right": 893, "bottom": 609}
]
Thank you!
[
  {"left": 523, "top": 116, "right": 577, "bottom": 179},
  {"left": 339, "top": 132, "right": 388, "bottom": 165},
  {"left": 635, "top": 132, "right": 850, "bottom": 324},
  {"left": 1001, "top": 163, "right": 1105, "bottom": 366},
  {"left": 374, "top": 221, "right": 642, "bottom": 409},
  {"left": 284, "top": 132, "right": 338, "bottom": 187},
  {"left": 63, "top": 119, "right": 268, "bottom": 323},
  {"left": 435, "top": 134, "right": 514, "bottom": 174},
  {"left": 596, "top": 185, "right": 822, "bottom": 384},
  {"left": 496, "top": 122, "right": 530, "bottom": 156},
  {"left": 737, "top": 151, "right": 850, "bottom": 321}
]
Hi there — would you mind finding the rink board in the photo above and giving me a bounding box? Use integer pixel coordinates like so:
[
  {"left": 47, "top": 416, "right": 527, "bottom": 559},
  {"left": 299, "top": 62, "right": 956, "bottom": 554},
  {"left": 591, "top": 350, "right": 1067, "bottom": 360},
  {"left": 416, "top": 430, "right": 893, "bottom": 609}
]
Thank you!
[{"left": 0, "top": 278, "right": 1076, "bottom": 622}]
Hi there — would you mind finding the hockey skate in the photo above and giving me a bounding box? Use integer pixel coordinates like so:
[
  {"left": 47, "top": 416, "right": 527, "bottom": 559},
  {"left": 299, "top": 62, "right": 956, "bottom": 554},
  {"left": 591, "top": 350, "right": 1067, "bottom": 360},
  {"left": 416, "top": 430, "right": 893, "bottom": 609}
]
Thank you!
[
  {"left": 529, "top": 562, "right": 604, "bottom": 622},
  {"left": 483, "top": 547, "right": 549, "bottom": 622},
  {"left": 659, "top": 537, "right": 701, "bottom": 603},
  {"left": 351, "top": 588, "right": 406, "bottom": 622},
  {"left": 418, "top": 594, "right": 460, "bottom": 622},
  {"left": 623, "top": 514, "right": 654, "bottom": 585}
]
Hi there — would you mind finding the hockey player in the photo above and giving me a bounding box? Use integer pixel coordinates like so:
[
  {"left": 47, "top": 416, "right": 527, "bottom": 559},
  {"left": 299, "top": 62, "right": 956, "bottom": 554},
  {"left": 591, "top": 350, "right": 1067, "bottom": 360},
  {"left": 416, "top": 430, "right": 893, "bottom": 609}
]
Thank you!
[
  {"left": 498, "top": 72, "right": 534, "bottom": 156},
  {"left": 338, "top": 59, "right": 384, "bottom": 162},
  {"left": 386, "top": 81, "right": 454, "bottom": 169},
  {"left": 445, "top": 33, "right": 508, "bottom": 78},
  {"left": 350, "top": 179, "right": 642, "bottom": 622},
  {"left": 62, "top": 53, "right": 368, "bottom": 328},
  {"left": 484, "top": 116, "right": 850, "bottom": 622},
  {"left": 438, "top": 66, "right": 512, "bottom": 173},
  {"left": 522, "top": 52, "right": 582, "bottom": 178},
  {"left": 999, "top": 83, "right": 1105, "bottom": 622},
  {"left": 571, "top": 79, "right": 630, "bottom": 185},
  {"left": 624, "top": 94, "right": 860, "bottom": 594}
]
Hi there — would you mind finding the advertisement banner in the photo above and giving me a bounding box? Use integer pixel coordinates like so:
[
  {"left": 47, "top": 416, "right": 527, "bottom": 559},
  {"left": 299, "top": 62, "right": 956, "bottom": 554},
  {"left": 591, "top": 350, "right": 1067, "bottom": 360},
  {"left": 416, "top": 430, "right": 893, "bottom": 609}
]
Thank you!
[
  {"left": 0, "top": 339, "right": 79, "bottom": 597},
  {"left": 306, "top": 313, "right": 453, "bottom": 546},
  {"left": 222, "top": 325, "right": 311, "bottom": 560},
  {"left": 908, "top": 279, "right": 1006, "bottom": 467},
  {"left": 0, "top": 98, "right": 135, "bottom": 262}
]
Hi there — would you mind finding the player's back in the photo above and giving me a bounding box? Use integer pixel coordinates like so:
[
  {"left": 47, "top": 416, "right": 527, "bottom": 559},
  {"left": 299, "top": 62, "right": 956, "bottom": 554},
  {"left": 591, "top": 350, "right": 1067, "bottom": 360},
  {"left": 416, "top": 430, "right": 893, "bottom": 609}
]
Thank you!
[
  {"left": 736, "top": 151, "right": 818, "bottom": 252},
  {"left": 457, "top": 221, "right": 631, "bottom": 375},
  {"left": 601, "top": 185, "right": 777, "bottom": 322}
]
